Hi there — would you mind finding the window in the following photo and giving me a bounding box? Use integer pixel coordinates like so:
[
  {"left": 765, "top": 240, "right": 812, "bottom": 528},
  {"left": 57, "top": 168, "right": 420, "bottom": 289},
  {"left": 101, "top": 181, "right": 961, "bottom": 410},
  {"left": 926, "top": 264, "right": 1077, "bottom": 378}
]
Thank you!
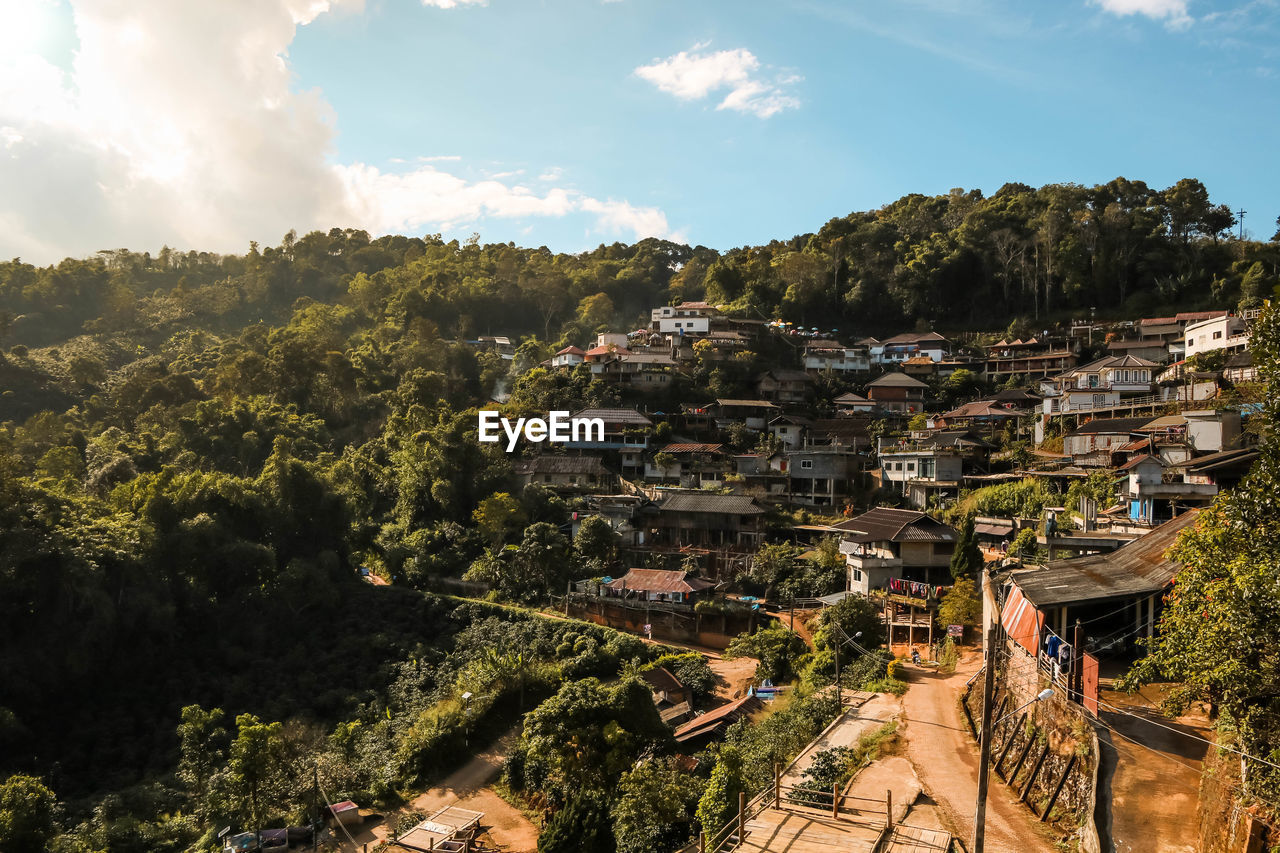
[
  {"left": 850, "top": 568, "right": 863, "bottom": 583},
  {"left": 1213, "top": 331, "right": 1223, "bottom": 340},
  {"left": 800, "top": 459, "right": 814, "bottom": 470},
  {"left": 906, "top": 462, "right": 916, "bottom": 472}
]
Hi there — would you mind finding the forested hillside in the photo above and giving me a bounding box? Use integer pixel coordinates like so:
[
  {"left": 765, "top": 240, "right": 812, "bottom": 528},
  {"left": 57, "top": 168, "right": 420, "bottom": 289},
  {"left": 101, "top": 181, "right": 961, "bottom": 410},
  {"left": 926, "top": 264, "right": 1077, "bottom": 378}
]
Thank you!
[{"left": 0, "top": 176, "right": 1277, "bottom": 851}]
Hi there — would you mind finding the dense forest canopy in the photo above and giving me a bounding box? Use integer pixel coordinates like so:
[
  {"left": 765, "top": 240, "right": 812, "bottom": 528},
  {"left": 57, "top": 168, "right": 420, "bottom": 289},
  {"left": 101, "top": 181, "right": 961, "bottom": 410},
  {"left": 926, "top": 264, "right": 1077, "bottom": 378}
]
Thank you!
[{"left": 0, "top": 177, "right": 1278, "bottom": 851}]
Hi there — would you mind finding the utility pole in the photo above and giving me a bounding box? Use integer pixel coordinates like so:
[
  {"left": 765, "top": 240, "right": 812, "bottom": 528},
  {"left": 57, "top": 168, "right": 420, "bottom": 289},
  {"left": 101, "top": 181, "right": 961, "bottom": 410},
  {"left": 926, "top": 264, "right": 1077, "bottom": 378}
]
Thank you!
[
  {"left": 1237, "top": 209, "right": 1247, "bottom": 241},
  {"left": 834, "top": 626, "right": 841, "bottom": 707},
  {"left": 972, "top": 622, "right": 998, "bottom": 853}
]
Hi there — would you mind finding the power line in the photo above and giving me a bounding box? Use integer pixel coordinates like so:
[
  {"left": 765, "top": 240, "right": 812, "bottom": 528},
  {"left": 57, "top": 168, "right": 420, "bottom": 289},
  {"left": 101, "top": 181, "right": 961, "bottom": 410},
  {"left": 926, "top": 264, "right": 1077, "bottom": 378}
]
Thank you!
[
  {"left": 1095, "top": 695, "right": 1280, "bottom": 773},
  {"left": 318, "top": 780, "right": 363, "bottom": 851}
]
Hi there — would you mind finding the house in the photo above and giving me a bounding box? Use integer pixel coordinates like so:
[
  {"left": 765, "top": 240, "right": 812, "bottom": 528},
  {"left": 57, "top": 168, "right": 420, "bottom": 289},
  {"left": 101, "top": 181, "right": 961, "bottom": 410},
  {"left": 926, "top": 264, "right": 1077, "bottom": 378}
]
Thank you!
[
  {"left": 642, "top": 666, "right": 692, "bottom": 707},
  {"left": 1120, "top": 454, "right": 1218, "bottom": 525},
  {"left": 583, "top": 343, "right": 632, "bottom": 374},
  {"left": 595, "top": 332, "right": 631, "bottom": 350},
  {"left": 603, "top": 568, "right": 716, "bottom": 604},
  {"left": 803, "top": 341, "right": 871, "bottom": 375},
  {"left": 713, "top": 399, "right": 780, "bottom": 430},
  {"left": 650, "top": 301, "right": 720, "bottom": 336},
  {"left": 864, "top": 372, "right": 929, "bottom": 413},
  {"left": 1139, "top": 409, "right": 1240, "bottom": 454},
  {"left": 880, "top": 331, "right": 951, "bottom": 363},
  {"left": 566, "top": 408, "right": 653, "bottom": 473},
  {"left": 597, "top": 351, "right": 677, "bottom": 389},
  {"left": 472, "top": 336, "right": 515, "bottom": 359},
  {"left": 645, "top": 443, "right": 732, "bottom": 487},
  {"left": 514, "top": 455, "right": 613, "bottom": 492},
  {"left": 1224, "top": 350, "right": 1258, "bottom": 383},
  {"left": 1003, "top": 510, "right": 1200, "bottom": 648},
  {"left": 649, "top": 492, "right": 768, "bottom": 548},
  {"left": 808, "top": 418, "right": 870, "bottom": 451},
  {"left": 570, "top": 494, "right": 649, "bottom": 546},
  {"left": 551, "top": 346, "right": 586, "bottom": 368},
  {"left": 857, "top": 337, "right": 887, "bottom": 364},
  {"left": 1184, "top": 314, "right": 1249, "bottom": 360},
  {"left": 984, "top": 338, "right": 1079, "bottom": 382},
  {"left": 673, "top": 694, "right": 763, "bottom": 746},
  {"left": 934, "top": 400, "right": 1029, "bottom": 431},
  {"left": 755, "top": 369, "right": 814, "bottom": 404},
  {"left": 768, "top": 414, "right": 813, "bottom": 449},
  {"left": 833, "top": 391, "right": 877, "bottom": 416},
  {"left": 1182, "top": 447, "right": 1260, "bottom": 489},
  {"left": 833, "top": 507, "right": 958, "bottom": 594},
  {"left": 875, "top": 446, "right": 964, "bottom": 509},
  {"left": 1105, "top": 338, "right": 1173, "bottom": 364},
  {"left": 1062, "top": 417, "right": 1151, "bottom": 463},
  {"left": 780, "top": 447, "right": 861, "bottom": 507},
  {"left": 1045, "top": 355, "right": 1158, "bottom": 413}
]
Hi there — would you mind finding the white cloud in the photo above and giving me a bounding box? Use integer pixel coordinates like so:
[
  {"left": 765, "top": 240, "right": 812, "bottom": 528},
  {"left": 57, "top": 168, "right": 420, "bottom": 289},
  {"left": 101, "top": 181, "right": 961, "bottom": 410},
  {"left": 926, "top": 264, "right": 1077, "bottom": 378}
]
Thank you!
[
  {"left": 420, "top": 0, "right": 488, "bottom": 8},
  {"left": 634, "top": 44, "right": 800, "bottom": 118},
  {"left": 0, "top": 0, "right": 675, "bottom": 262},
  {"left": 1091, "top": 0, "right": 1193, "bottom": 28}
]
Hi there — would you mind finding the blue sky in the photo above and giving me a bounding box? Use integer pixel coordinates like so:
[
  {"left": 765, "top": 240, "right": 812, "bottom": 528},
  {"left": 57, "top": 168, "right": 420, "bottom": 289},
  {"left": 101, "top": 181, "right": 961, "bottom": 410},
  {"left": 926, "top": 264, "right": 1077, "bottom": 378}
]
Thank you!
[{"left": 0, "top": 0, "right": 1276, "bottom": 261}]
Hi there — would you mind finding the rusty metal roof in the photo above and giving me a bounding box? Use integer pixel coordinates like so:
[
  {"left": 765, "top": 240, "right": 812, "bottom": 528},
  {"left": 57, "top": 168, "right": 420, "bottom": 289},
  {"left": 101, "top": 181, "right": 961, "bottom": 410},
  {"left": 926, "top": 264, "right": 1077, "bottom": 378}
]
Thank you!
[
  {"left": 1011, "top": 510, "right": 1201, "bottom": 607},
  {"left": 831, "top": 507, "right": 957, "bottom": 543},
  {"left": 605, "top": 569, "right": 716, "bottom": 594}
]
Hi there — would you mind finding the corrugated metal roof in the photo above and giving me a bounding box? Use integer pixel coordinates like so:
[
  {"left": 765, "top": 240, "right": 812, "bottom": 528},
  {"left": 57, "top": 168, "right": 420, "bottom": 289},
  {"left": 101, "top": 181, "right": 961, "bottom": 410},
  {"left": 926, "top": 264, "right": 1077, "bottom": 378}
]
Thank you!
[
  {"left": 1067, "top": 417, "right": 1151, "bottom": 436},
  {"left": 658, "top": 493, "right": 766, "bottom": 515},
  {"left": 673, "top": 694, "right": 764, "bottom": 742},
  {"left": 832, "top": 507, "right": 957, "bottom": 543},
  {"left": 865, "top": 372, "right": 931, "bottom": 388},
  {"left": 573, "top": 408, "right": 653, "bottom": 426},
  {"left": 1011, "top": 510, "right": 1200, "bottom": 607},
  {"left": 715, "top": 398, "right": 780, "bottom": 408},
  {"left": 605, "top": 569, "right": 716, "bottom": 594},
  {"left": 659, "top": 443, "right": 726, "bottom": 454},
  {"left": 514, "top": 456, "right": 607, "bottom": 475}
]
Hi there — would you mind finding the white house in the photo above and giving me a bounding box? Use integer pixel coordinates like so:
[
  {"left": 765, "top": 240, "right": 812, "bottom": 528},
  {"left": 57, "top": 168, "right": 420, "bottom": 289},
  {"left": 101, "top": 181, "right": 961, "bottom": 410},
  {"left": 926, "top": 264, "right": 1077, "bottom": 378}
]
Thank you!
[
  {"left": 802, "top": 342, "right": 871, "bottom": 374},
  {"left": 650, "top": 302, "right": 720, "bottom": 336},
  {"left": 551, "top": 346, "right": 586, "bottom": 368},
  {"left": 1184, "top": 315, "right": 1249, "bottom": 360}
]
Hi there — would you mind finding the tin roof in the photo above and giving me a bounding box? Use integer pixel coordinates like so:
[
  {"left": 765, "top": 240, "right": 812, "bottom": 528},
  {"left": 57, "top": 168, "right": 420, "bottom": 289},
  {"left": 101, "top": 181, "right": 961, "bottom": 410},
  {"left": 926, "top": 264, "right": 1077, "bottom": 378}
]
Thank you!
[
  {"left": 658, "top": 493, "right": 766, "bottom": 515},
  {"left": 605, "top": 569, "right": 716, "bottom": 594},
  {"left": 831, "top": 507, "right": 957, "bottom": 543},
  {"left": 1010, "top": 510, "right": 1200, "bottom": 607},
  {"left": 673, "top": 694, "right": 764, "bottom": 742}
]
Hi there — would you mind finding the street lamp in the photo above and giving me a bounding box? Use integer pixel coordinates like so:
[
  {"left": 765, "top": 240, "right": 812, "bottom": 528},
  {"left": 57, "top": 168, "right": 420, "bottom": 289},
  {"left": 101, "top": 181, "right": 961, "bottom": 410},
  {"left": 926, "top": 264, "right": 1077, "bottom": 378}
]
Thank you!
[
  {"left": 993, "top": 688, "right": 1054, "bottom": 727},
  {"left": 973, "top": 687, "right": 1054, "bottom": 853},
  {"left": 462, "top": 692, "right": 473, "bottom": 747}
]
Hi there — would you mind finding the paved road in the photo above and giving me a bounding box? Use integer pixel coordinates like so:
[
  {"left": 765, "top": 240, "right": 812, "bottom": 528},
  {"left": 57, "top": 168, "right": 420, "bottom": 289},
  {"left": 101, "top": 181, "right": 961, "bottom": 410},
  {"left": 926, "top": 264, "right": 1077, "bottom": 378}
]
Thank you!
[
  {"left": 899, "top": 656, "right": 1057, "bottom": 853},
  {"left": 1099, "top": 683, "right": 1207, "bottom": 853}
]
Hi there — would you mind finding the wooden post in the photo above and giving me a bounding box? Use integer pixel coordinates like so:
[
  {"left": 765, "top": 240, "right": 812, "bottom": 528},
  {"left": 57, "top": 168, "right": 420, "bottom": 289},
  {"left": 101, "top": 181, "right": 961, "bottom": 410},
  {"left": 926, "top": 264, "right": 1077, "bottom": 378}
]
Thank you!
[
  {"left": 832, "top": 782, "right": 839, "bottom": 819},
  {"left": 774, "top": 763, "right": 780, "bottom": 806},
  {"left": 886, "top": 788, "right": 893, "bottom": 828},
  {"left": 971, "top": 623, "right": 998, "bottom": 853},
  {"left": 1040, "top": 754, "right": 1077, "bottom": 821},
  {"left": 738, "top": 791, "right": 746, "bottom": 842},
  {"left": 698, "top": 831, "right": 705, "bottom": 853},
  {"left": 1020, "top": 744, "right": 1050, "bottom": 803},
  {"left": 994, "top": 713, "right": 1025, "bottom": 773},
  {"left": 1072, "top": 619, "right": 1084, "bottom": 703},
  {"left": 1005, "top": 728, "right": 1037, "bottom": 784}
]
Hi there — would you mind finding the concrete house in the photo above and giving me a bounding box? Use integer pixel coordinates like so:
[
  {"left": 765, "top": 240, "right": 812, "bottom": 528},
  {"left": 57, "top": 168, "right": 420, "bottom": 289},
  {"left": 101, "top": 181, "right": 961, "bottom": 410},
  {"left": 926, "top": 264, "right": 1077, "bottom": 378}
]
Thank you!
[
  {"left": 833, "top": 507, "right": 958, "bottom": 594},
  {"left": 1184, "top": 314, "right": 1249, "bottom": 360},
  {"left": 803, "top": 341, "right": 871, "bottom": 375},
  {"left": 755, "top": 369, "right": 814, "bottom": 404},
  {"left": 864, "top": 372, "right": 930, "bottom": 413},
  {"left": 650, "top": 301, "right": 720, "bottom": 336}
]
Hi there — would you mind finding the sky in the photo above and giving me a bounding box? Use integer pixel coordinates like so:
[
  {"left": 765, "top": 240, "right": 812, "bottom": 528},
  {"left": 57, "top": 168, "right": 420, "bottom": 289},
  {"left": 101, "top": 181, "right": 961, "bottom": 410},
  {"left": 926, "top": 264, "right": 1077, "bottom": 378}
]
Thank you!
[{"left": 0, "top": 0, "right": 1277, "bottom": 263}]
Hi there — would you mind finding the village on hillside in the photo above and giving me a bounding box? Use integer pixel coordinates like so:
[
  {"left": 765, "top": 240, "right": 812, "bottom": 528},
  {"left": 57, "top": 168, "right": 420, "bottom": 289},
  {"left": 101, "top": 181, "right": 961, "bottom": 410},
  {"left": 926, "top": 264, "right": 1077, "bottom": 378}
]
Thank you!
[{"left": 326, "top": 299, "right": 1266, "bottom": 853}]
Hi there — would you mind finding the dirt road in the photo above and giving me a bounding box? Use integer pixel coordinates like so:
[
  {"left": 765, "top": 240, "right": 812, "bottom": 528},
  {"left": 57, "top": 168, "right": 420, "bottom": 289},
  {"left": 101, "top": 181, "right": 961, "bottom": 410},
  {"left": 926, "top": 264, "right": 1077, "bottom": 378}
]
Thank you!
[
  {"left": 899, "top": 656, "right": 1057, "bottom": 853},
  {"left": 340, "top": 727, "right": 539, "bottom": 853},
  {"left": 1098, "top": 683, "right": 1208, "bottom": 853}
]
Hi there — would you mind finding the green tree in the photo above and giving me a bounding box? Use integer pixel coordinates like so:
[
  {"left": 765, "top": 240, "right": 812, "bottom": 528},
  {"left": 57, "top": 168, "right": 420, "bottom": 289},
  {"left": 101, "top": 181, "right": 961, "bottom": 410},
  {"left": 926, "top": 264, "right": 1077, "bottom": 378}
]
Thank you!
[
  {"left": 725, "top": 624, "right": 807, "bottom": 683},
  {"left": 949, "top": 516, "right": 983, "bottom": 581},
  {"left": 937, "top": 578, "right": 982, "bottom": 628},
  {"left": 613, "top": 758, "right": 705, "bottom": 853},
  {"left": 472, "top": 492, "right": 527, "bottom": 547},
  {"left": 574, "top": 515, "right": 619, "bottom": 572},
  {"left": 696, "top": 747, "right": 744, "bottom": 837},
  {"left": 538, "top": 790, "right": 614, "bottom": 853},
  {"left": 177, "top": 705, "right": 228, "bottom": 824},
  {"left": 0, "top": 775, "right": 57, "bottom": 853}
]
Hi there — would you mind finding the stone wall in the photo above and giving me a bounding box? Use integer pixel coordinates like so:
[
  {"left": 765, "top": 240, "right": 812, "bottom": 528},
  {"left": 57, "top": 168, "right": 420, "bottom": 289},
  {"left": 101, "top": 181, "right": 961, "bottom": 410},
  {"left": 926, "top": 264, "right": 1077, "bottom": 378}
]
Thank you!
[{"left": 962, "top": 643, "right": 1099, "bottom": 848}]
